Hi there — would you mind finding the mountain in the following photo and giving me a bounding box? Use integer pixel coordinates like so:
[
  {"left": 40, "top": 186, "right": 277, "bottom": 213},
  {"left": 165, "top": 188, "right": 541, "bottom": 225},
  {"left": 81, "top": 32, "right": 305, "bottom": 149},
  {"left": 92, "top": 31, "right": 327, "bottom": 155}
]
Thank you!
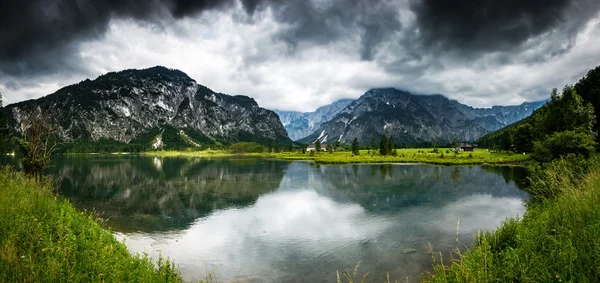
[
  {"left": 3, "top": 66, "right": 291, "bottom": 149},
  {"left": 274, "top": 99, "right": 353, "bottom": 141},
  {"left": 299, "top": 88, "right": 545, "bottom": 145}
]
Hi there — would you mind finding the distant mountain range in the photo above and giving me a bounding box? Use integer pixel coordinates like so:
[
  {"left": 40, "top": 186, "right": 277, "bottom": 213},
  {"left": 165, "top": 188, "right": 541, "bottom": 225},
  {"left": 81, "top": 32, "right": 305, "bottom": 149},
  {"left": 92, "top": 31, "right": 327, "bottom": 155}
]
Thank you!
[
  {"left": 294, "top": 88, "right": 545, "bottom": 144},
  {"left": 274, "top": 99, "right": 353, "bottom": 141},
  {"left": 2, "top": 66, "right": 545, "bottom": 149},
  {"left": 3, "top": 66, "right": 291, "bottom": 149}
]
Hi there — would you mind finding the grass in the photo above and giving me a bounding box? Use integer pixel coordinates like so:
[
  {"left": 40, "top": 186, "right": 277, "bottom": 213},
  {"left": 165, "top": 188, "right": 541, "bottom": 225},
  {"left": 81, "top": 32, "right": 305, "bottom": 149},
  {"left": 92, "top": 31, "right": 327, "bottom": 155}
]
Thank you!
[
  {"left": 0, "top": 166, "right": 182, "bottom": 282},
  {"left": 143, "top": 148, "right": 529, "bottom": 165},
  {"left": 424, "top": 156, "right": 600, "bottom": 282},
  {"left": 142, "top": 149, "right": 238, "bottom": 158},
  {"left": 269, "top": 148, "right": 528, "bottom": 165}
]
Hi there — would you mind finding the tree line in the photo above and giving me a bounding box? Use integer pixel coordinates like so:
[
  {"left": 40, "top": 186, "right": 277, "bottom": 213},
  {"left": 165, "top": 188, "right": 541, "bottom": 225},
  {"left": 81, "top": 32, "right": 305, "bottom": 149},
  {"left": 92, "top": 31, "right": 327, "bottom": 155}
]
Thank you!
[{"left": 477, "top": 66, "right": 600, "bottom": 162}]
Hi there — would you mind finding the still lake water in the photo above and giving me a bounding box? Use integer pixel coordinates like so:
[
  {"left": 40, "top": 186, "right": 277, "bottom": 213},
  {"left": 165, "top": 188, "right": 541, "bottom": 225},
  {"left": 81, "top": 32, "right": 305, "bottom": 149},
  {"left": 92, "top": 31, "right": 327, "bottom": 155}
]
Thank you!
[{"left": 9, "top": 156, "right": 529, "bottom": 282}]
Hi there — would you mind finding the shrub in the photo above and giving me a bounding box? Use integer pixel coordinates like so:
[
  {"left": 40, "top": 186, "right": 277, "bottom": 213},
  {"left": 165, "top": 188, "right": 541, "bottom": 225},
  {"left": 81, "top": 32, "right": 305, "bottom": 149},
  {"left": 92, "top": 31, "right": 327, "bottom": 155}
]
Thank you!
[
  {"left": 229, "top": 142, "right": 265, "bottom": 154},
  {"left": 532, "top": 130, "right": 596, "bottom": 162}
]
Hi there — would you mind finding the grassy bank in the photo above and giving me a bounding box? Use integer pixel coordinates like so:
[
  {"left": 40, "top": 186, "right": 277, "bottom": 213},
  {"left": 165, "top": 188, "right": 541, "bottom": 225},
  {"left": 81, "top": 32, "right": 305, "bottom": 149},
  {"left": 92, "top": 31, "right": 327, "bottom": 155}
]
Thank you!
[
  {"left": 424, "top": 156, "right": 600, "bottom": 282},
  {"left": 0, "top": 167, "right": 182, "bottom": 282},
  {"left": 143, "top": 148, "right": 529, "bottom": 165},
  {"left": 143, "top": 149, "right": 238, "bottom": 158},
  {"left": 271, "top": 148, "right": 527, "bottom": 165}
]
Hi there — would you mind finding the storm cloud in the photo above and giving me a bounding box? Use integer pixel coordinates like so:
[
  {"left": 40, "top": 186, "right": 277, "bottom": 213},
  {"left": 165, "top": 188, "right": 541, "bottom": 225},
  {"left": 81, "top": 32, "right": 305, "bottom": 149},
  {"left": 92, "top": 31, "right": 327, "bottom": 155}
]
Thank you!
[{"left": 1, "top": 0, "right": 599, "bottom": 111}]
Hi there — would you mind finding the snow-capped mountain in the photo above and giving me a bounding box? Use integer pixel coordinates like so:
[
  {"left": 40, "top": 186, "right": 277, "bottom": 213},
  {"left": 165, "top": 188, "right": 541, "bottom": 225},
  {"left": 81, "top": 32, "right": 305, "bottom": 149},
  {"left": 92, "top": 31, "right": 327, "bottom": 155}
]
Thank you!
[{"left": 274, "top": 99, "right": 353, "bottom": 141}]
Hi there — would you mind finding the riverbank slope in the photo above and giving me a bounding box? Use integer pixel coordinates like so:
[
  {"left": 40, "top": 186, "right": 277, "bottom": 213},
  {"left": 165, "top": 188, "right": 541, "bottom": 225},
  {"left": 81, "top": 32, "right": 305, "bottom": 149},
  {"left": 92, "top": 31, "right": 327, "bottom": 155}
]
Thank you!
[
  {"left": 425, "top": 156, "right": 600, "bottom": 282},
  {"left": 0, "top": 167, "right": 182, "bottom": 282}
]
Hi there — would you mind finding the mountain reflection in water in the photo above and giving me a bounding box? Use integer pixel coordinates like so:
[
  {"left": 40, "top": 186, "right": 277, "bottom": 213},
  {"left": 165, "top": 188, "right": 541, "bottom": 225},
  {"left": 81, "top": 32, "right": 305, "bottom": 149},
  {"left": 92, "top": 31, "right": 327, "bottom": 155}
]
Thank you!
[{"left": 37, "top": 156, "right": 528, "bottom": 283}]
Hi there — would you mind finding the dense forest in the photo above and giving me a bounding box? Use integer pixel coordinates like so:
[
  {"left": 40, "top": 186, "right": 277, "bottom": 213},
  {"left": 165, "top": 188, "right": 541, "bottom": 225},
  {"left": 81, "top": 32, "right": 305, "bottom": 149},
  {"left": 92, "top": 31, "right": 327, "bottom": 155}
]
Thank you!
[{"left": 477, "top": 66, "right": 600, "bottom": 161}]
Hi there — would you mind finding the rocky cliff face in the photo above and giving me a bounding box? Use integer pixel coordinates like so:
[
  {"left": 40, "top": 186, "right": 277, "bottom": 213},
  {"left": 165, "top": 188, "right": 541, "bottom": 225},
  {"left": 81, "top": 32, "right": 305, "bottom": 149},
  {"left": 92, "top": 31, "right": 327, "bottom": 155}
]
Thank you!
[
  {"left": 299, "top": 88, "right": 545, "bottom": 145},
  {"left": 274, "top": 99, "right": 353, "bottom": 141},
  {"left": 4, "top": 66, "right": 290, "bottom": 148}
]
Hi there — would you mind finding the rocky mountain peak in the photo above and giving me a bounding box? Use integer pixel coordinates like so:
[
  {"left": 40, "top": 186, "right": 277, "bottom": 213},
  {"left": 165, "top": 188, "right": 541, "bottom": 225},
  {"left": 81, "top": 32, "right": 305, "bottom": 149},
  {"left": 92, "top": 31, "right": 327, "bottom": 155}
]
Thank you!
[
  {"left": 4, "top": 66, "right": 290, "bottom": 149},
  {"left": 299, "top": 88, "right": 545, "bottom": 145}
]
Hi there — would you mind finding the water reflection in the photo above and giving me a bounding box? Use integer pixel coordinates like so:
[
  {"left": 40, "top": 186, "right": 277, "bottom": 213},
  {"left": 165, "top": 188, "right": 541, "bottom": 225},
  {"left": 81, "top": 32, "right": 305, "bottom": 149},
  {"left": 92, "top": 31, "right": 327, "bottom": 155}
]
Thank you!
[
  {"left": 48, "top": 156, "right": 286, "bottom": 232},
  {"left": 5, "top": 156, "right": 528, "bottom": 282}
]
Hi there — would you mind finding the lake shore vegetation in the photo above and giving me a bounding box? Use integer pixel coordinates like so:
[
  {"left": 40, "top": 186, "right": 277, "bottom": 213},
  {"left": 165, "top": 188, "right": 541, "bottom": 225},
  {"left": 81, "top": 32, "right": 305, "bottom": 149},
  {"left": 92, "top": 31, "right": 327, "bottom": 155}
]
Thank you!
[
  {"left": 0, "top": 166, "right": 182, "bottom": 282},
  {"left": 142, "top": 146, "right": 528, "bottom": 166},
  {"left": 423, "top": 67, "right": 600, "bottom": 282}
]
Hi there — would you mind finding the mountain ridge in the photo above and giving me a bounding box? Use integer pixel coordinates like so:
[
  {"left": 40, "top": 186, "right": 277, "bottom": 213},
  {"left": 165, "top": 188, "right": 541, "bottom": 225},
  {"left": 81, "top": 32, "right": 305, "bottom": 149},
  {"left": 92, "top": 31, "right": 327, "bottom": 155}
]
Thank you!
[
  {"left": 3, "top": 66, "right": 291, "bottom": 149},
  {"left": 298, "top": 88, "right": 545, "bottom": 145},
  {"left": 274, "top": 99, "right": 353, "bottom": 141}
]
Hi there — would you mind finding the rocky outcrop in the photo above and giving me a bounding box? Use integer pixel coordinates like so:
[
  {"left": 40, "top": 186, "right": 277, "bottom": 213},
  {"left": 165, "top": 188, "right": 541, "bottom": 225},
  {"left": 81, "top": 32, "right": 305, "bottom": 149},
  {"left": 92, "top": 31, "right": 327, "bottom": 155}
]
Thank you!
[{"left": 4, "top": 66, "right": 291, "bottom": 147}]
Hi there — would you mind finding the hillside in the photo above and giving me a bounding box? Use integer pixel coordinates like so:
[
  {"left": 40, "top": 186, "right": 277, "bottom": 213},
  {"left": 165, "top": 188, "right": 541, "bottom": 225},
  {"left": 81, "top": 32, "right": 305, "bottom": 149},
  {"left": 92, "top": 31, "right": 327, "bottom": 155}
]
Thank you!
[
  {"left": 3, "top": 66, "right": 291, "bottom": 150},
  {"left": 299, "top": 88, "right": 544, "bottom": 145}
]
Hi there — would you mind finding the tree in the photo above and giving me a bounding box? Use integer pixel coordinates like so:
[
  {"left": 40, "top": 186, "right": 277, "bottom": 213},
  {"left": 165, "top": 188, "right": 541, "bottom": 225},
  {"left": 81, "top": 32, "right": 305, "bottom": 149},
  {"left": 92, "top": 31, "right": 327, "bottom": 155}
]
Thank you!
[
  {"left": 540, "top": 87, "right": 595, "bottom": 136},
  {"left": 0, "top": 93, "right": 8, "bottom": 154},
  {"left": 352, "top": 137, "right": 360, "bottom": 155},
  {"left": 451, "top": 133, "right": 460, "bottom": 155},
  {"left": 513, "top": 124, "right": 534, "bottom": 153},
  {"left": 497, "top": 128, "right": 514, "bottom": 151},
  {"left": 575, "top": 66, "right": 600, "bottom": 134},
  {"left": 315, "top": 139, "right": 321, "bottom": 153},
  {"left": 371, "top": 136, "right": 377, "bottom": 154},
  {"left": 532, "top": 130, "right": 597, "bottom": 162},
  {"left": 380, "top": 135, "right": 388, "bottom": 155},
  {"left": 388, "top": 137, "right": 397, "bottom": 156},
  {"left": 15, "top": 108, "right": 58, "bottom": 176}
]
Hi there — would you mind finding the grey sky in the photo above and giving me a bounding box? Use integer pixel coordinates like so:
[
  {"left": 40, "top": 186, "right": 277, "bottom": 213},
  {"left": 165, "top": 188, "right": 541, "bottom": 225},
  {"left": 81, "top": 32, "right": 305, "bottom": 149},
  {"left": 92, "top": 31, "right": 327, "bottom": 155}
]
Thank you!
[{"left": 1, "top": 0, "right": 599, "bottom": 112}]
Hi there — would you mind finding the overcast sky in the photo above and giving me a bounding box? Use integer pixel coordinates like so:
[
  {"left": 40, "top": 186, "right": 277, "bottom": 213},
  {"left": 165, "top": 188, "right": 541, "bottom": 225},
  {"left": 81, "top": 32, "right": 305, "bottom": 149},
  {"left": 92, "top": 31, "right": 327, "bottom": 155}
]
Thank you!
[{"left": 1, "top": 0, "right": 600, "bottom": 112}]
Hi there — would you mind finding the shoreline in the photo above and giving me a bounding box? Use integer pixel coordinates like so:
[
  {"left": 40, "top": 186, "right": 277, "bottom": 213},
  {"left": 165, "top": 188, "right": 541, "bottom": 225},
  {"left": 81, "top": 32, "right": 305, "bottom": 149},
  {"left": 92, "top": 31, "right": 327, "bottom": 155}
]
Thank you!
[
  {"left": 141, "top": 148, "right": 530, "bottom": 166},
  {"left": 56, "top": 148, "right": 530, "bottom": 166}
]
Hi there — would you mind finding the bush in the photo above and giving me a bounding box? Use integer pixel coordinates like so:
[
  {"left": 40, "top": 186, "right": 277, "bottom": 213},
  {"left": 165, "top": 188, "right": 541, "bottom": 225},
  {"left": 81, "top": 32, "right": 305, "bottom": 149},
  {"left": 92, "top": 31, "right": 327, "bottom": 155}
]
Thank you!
[
  {"left": 532, "top": 130, "right": 597, "bottom": 162},
  {"left": 229, "top": 142, "right": 265, "bottom": 154}
]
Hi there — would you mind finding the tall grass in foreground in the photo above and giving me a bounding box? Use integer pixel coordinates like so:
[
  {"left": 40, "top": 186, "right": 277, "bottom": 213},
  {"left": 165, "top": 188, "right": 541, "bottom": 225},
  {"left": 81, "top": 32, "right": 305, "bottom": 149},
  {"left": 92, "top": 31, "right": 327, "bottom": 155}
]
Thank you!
[
  {"left": 424, "top": 155, "right": 600, "bottom": 282},
  {"left": 0, "top": 166, "right": 182, "bottom": 282}
]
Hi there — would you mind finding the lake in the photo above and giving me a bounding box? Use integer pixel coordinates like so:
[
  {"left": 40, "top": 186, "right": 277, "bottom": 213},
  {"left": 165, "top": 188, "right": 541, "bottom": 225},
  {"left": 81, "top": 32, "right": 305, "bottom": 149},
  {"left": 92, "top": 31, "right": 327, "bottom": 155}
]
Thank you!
[{"left": 6, "top": 156, "right": 529, "bottom": 282}]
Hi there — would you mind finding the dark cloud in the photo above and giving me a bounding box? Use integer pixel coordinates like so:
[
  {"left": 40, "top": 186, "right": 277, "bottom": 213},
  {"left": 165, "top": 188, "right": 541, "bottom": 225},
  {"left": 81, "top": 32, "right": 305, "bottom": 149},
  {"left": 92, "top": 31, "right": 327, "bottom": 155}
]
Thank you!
[
  {"left": 0, "top": 0, "right": 404, "bottom": 77},
  {"left": 409, "top": 0, "right": 600, "bottom": 54},
  {"left": 1, "top": 0, "right": 599, "bottom": 110},
  {"left": 0, "top": 0, "right": 275, "bottom": 77},
  {"left": 266, "top": 0, "right": 402, "bottom": 60}
]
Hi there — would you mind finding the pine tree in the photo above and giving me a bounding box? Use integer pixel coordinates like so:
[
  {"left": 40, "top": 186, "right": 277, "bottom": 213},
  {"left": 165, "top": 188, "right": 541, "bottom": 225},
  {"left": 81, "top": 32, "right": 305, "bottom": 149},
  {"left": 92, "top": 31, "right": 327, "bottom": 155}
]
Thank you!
[
  {"left": 371, "top": 136, "right": 377, "bottom": 154},
  {"left": 315, "top": 139, "right": 321, "bottom": 153},
  {"left": 380, "top": 135, "right": 388, "bottom": 155},
  {"left": 388, "top": 137, "right": 396, "bottom": 156},
  {"left": 352, "top": 137, "right": 360, "bottom": 155}
]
